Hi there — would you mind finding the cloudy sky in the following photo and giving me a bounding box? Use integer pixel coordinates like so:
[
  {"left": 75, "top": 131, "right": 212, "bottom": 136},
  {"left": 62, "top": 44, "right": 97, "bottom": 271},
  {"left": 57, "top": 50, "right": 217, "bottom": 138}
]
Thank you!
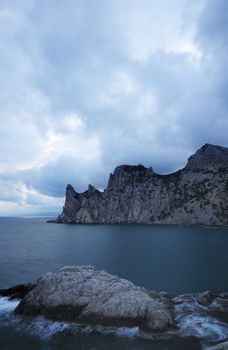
[{"left": 0, "top": 0, "right": 227, "bottom": 215}]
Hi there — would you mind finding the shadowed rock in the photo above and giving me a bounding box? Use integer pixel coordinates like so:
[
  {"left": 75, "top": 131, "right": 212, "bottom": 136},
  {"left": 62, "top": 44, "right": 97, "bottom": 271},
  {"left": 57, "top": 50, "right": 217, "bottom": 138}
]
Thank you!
[
  {"left": 15, "top": 266, "right": 173, "bottom": 331},
  {"left": 0, "top": 283, "right": 35, "bottom": 300},
  {"left": 197, "top": 290, "right": 215, "bottom": 306}
]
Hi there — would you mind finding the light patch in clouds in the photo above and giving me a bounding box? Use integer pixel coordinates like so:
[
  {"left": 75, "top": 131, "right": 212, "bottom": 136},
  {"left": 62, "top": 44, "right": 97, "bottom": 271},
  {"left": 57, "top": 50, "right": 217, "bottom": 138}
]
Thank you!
[
  {"left": 111, "top": 0, "right": 202, "bottom": 62},
  {"left": 62, "top": 113, "right": 84, "bottom": 131},
  {"left": 34, "top": 112, "right": 101, "bottom": 169},
  {"left": 0, "top": 179, "right": 63, "bottom": 215},
  {"left": 96, "top": 69, "right": 157, "bottom": 119}
]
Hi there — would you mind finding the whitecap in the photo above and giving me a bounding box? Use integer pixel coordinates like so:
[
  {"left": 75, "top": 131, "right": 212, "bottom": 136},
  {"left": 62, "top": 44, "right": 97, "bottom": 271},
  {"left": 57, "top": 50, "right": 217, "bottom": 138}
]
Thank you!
[
  {"left": 22, "top": 317, "right": 71, "bottom": 339},
  {"left": 0, "top": 297, "right": 19, "bottom": 313},
  {"left": 115, "top": 326, "right": 139, "bottom": 337},
  {"left": 0, "top": 313, "right": 141, "bottom": 340},
  {"left": 211, "top": 296, "right": 228, "bottom": 312},
  {"left": 179, "top": 314, "right": 228, "bottom": 340},
  {"left": 0, "top": 312, "right": 175, "bottom": 342}
]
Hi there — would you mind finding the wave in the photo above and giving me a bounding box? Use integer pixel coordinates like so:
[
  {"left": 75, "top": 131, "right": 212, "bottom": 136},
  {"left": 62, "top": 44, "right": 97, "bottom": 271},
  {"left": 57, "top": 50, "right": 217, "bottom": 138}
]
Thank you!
[
  {"left": 0, "top": 294, "right": 227, "bottom": 348},
  {"left": 0, "top": 296, "right": 20, "bottom": 313},
  {"left": 178, "top": 314, "right": 228, "bottom": 339},
  {"left": 173, "top": 293, "right": 228, "bottom": 345}
]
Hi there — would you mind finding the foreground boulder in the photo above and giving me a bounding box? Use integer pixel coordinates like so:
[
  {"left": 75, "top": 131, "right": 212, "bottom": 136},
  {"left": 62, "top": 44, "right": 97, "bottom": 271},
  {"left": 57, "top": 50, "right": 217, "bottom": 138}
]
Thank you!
[{"left": 15, "top": 266, "right": 173, "bottom": 331}]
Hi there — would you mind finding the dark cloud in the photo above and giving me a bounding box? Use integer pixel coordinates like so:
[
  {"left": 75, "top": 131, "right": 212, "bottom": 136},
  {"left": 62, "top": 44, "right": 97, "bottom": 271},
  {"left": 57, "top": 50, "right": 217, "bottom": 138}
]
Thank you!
[{"left": 198, "top": 0, "right": 228, "bottom": 45}]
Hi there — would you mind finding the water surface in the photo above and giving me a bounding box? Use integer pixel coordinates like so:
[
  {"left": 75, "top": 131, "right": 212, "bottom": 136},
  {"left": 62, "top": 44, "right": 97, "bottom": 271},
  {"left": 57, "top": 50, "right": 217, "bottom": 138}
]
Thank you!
[{"left": 0, "top": 217, "right": 227, "bottom": 350}]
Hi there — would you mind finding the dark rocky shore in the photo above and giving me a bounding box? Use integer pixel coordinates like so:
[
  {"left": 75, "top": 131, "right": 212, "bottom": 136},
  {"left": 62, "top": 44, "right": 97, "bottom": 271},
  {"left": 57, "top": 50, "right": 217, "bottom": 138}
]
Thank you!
[
  {"left": 0, "top": 283, "right": 35, "bottom": 300},
  {"left": 1, "top": 265, "right": 228, "bottom": 350},
  {"left": 49, "top": 144, "right": 228, "bottom": 226}
]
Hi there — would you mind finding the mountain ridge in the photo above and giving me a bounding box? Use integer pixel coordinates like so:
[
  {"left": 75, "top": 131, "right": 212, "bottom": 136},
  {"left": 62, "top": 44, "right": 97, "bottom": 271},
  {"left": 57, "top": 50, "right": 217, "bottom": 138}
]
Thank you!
[{"left": 50, "top": 144, "right": 228, "bottom": 226}]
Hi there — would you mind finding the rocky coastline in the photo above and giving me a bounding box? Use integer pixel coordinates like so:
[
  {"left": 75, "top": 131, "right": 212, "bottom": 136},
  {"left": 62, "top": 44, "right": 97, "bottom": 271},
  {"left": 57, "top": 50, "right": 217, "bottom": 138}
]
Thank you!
[
  {"left": 1, "top": 266, "right": 228, "bottom": 349},
  {"left": 50, "top": 144, "right": 228, "bottom": 226},
  {"left": 11, "top": 266, "right": 174, "bottom": 332}
]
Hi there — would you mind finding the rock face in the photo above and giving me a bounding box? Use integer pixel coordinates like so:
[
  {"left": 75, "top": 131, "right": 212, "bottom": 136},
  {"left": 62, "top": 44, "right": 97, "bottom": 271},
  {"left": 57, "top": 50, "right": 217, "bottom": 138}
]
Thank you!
[
  {"left": 15, "top": 266, "right": 173, "bottom": 331},
  {"left": 52, "top": 144, "right": 228, "bottom": 225}
]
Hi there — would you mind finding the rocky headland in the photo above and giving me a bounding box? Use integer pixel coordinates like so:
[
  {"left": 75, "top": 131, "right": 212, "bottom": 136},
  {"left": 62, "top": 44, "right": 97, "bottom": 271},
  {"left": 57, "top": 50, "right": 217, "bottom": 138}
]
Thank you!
[{"left": 50, "top": 144, "right": 228, "bottom": 225}]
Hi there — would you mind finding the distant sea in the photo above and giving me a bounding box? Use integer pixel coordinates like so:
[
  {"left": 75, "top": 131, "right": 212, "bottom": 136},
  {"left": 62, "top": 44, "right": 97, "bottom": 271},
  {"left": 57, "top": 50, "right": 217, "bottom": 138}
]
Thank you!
[{"left": 0, "top": 217, "right": 228, "bottom": 350}]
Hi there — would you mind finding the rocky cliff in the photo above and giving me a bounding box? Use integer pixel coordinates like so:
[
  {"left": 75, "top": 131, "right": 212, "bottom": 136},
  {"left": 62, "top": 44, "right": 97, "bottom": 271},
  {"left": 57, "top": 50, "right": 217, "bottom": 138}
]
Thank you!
[{"left": 52, "top": 144, "right": 228, "bottom": 225}]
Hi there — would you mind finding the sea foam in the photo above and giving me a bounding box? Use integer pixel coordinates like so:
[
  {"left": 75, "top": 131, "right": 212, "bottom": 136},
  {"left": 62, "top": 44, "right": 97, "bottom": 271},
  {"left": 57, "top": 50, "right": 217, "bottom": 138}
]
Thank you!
[{"left": 0, "top": 296, "right": 19, "bottom": 313}]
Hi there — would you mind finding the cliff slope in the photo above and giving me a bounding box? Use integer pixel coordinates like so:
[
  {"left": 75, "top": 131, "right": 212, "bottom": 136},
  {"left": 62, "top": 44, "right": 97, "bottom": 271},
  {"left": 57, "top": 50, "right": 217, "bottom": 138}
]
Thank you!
[{"left": 52, "top": 144, "right": 228, "bottom": 225}]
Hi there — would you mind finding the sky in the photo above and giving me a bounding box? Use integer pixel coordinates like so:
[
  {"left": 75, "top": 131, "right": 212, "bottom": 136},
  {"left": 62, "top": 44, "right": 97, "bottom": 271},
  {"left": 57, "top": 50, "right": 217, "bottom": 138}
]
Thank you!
[{"left": 0, "top": 0, "right": 227, "bottom": 215}]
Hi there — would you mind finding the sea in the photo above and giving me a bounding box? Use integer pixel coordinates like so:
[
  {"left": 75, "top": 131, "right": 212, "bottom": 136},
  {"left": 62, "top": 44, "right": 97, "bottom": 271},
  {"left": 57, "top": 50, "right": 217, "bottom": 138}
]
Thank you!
[{"left": 0, "top": 217, "right": 227, "bottom": 350}]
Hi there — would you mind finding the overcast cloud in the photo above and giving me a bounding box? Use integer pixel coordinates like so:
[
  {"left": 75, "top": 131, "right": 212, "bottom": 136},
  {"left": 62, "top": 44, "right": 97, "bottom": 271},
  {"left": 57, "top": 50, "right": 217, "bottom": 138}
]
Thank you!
[{"left": 0, "top": 0, "right": 227, "bottom": 215}]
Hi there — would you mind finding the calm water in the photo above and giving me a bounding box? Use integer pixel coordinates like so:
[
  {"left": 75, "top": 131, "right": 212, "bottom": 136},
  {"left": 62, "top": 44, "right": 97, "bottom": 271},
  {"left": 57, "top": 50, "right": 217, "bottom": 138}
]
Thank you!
[{"left": 0, "top": 217, "right": 228, "bottom": 350}]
